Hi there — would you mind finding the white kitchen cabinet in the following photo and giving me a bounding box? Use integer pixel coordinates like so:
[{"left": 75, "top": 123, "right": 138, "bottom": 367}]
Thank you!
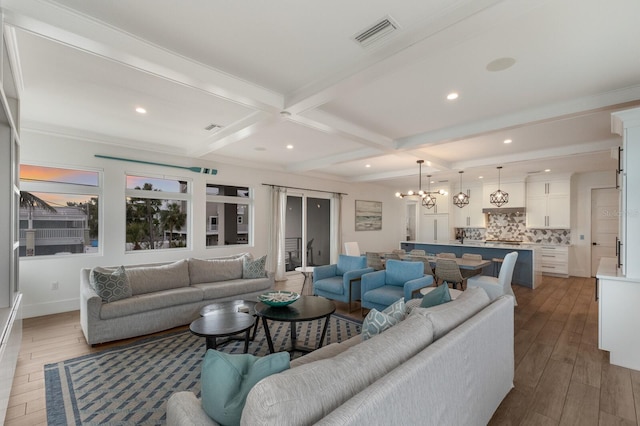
[
  {"left": 453, "top": 186, "right": 485, "bottom": 228},
  {"left": 482, "top": 180, "right": 526, "bottom": 209},
  {"left": 419, "top": 213, "right": 449, "bottom": 243},
  {"left": 539, "top": 245, "right": 569, "bottom": 277},
  {"left": 421, "top": 185, "right": 449, "bottom": 215},
  {"left": 526, "top": 175, "right": 571, "bottom": 229}
]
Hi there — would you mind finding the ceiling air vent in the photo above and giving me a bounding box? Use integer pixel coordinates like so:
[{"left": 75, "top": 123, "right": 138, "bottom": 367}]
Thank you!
[
  {"left": 204, "top": 123, "right": 222, "bottom": 131},
  {"left": 353, "top": 16, "right": 399, "bottom": 48}
]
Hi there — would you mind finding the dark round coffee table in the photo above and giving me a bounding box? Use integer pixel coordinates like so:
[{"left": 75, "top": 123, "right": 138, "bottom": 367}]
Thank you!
[
  {"left": 189, "top": 312, "right": 255, "bottom": 353},
  {"left": 200, "top": 300, "right": 260, "bottom": 341},
  {"left": 255, "top": 296, "right": 336, "bottom": 354}
]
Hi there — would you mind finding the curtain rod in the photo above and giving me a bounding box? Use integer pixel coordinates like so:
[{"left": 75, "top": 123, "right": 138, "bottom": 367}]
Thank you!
[{"left": 261, "top": 183, "right": 347, "bottom": 196}]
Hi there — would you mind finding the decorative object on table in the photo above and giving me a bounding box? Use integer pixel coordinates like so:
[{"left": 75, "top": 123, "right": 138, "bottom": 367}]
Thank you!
[
  {"left": 355, "top": 200, "right": 382, "bottom": 231},
  {"left": 490, "top": 166, "right": 509, "bottom": 207},
  {"left": 394, "top": 160, "right": 446, "bottom": 209},
  {"left": 95, "top": 154, "right": 217, "bottom": 174},
  {"left": 258, "top": 290, "right": 300, "bottom": 307},
  {"left": 44, "top": 315, "right": 361, "bottom": 425},
  {"left": 453, "top": 170, "right": 470, "bottom": 208}
]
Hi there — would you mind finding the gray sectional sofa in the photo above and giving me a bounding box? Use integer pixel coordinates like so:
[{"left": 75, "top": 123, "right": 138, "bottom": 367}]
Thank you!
[
  {"left": 80, "top": 254, "right": 274, "bottom": 345},
  {"left": 167, "top": 286, "right": 515, "bottom": 425}
]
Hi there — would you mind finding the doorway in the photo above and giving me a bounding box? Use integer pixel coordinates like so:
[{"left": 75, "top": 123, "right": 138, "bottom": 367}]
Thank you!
[
  {"left": 591, "top": 187, "right": 619, "bottom": 276},
  {"left": 284, "top": 194, "right": 330, "bottom": 271}
]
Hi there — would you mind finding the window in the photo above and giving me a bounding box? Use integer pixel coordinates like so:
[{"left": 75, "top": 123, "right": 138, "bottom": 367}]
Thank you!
[
  {"left": 126, "top": 175, "right": 190, "bottom": 251},
  {"left": 19, "top": 165, "right": 100, "bottom": 257},
  {"left": 206, "top": 184, "right": 251, "bottom": 247}
]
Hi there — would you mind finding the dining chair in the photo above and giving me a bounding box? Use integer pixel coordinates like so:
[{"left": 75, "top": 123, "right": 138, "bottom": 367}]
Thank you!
[
  {"left": 366, "top": 252, "right": 385, "bottom": 271},
  {"left": 435, "top": 258, "right": 465, "bottom": 290},
  {"left": 408, "top": 256, "right": 434, "bottom": 276},
  {"left": 392, "top": 249, "right": 406, "bottom": 255},
  {"left": 409, "top": 249, "right": 426, "bottom": 256},
  {"left": 467, "top": 251, "right": 518, "bottom": 305},
  {"left": 436, "top": 252, "right": 456, "bottom": 259},
  {"left": 344, "top": 242, "right": 361, "bottom": 256},
  {"left": 461, "top": 253, "right": 483, "bottom": 279},
  {"left": 384, "top": 252, "right": 402, "bottom": 260}
]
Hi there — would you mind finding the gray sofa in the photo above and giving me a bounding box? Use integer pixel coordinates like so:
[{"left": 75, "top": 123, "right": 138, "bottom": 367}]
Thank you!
[
  {"left": 80, "top": 254, "right": 274, "bottom": 345},
  {"left": 167, "top": 286, "right": 514, "bottom": 425}
]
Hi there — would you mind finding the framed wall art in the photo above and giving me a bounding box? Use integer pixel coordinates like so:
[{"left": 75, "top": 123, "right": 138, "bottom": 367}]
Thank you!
[{"left": 355, "top": 200, "right": 382, "bottom": 231}]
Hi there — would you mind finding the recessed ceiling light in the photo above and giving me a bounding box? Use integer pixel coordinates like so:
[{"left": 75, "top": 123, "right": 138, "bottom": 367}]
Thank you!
[
  {"left": 486, "top": 57, "right": 516, "bottom": 72},
  {"left": 504, "top": 139, "right": 512, "bottom": 144},
  {"left": 446, "top": 92, "right": 459, "bottom": 100},
  {"left": 479, "top": 176, "right": 484, "bottom": 179},
  {"left": 365, "top": 164, "right": 371, "bottom": 168},
  {"left": 544, "top": 169, "right": 551, "bottom": 172},
  {"left": 286, "top": 144, "right": 294, "bottom": 150},
  {"left": 135, "top": 107, "right": 147, "bottom": 114}
]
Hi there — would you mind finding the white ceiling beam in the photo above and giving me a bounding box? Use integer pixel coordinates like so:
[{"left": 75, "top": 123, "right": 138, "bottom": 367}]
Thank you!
[
  {"left": 396, "top": 85, "right": 640, "bottom": 149},
  {"left": 452, "top": 138, "right": 620, "bottom": 170},
  {"left": 285, "top": 148, "right": 382, "bottom": 173},
  {"left": 2, "top": 0, "right": 284, "bottom": 111}
]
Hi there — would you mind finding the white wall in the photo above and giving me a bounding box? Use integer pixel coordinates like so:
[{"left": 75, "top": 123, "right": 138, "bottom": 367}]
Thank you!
[
  {"left": 570, "top": 170, "right": 617, "bottom": 277},
  {"left": 19, "top": 131, "right": 404, "bottom": 318}
]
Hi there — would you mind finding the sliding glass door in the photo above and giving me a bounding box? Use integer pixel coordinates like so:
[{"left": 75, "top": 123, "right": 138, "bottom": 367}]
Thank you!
[{"left": 284, "top": 193, "right": 331, "bottom": 272}]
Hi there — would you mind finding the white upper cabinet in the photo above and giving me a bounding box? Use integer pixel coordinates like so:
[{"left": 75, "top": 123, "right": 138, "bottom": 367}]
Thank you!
[
  {"left": 453, "top": 185, "right": 485, "bottom": 228},
  {"left": 422, "top": 183, "right": 449, "bottom": 215},
  {"left": 526, "top": 175, "right": 571, "bottom": 229}
]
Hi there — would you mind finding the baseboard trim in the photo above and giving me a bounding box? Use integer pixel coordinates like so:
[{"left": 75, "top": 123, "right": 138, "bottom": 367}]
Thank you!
[{"left": 23, "top": 298, "right": 79, "bottom": 319}]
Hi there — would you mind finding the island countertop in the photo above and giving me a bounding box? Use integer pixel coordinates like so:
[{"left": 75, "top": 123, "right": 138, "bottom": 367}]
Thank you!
[{"left": 400, "top": 241, "right": 541, "bottom": 288}]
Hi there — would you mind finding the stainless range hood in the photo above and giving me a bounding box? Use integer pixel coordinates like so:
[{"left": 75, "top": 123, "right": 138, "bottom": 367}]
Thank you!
[{"left": 482, "top": 207, "right": 526, "bottom": 214}]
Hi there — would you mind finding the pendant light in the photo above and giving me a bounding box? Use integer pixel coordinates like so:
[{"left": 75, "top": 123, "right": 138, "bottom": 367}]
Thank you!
[
  {"left": 490, "top": 166, "right": 509, "bottom": 207},
  {"left": 395, "top": 160, "right": 443, "bottom": 209},
  {"left": 453, "top": 171, "right": 469, "bottom": 208}
]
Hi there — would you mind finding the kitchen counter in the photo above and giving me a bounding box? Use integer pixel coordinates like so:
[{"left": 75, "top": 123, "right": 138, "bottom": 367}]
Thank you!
[{"left": 401, "top": 241, "right": 541, "bottom": 288}]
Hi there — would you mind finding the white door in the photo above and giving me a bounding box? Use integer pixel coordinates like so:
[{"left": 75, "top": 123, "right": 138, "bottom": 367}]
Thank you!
[
  {"left": 406, "top": 202, "right": 417, "bottom": 240},
  {"left": 591, "top": 188, "right": 619, "bottom": 276}
]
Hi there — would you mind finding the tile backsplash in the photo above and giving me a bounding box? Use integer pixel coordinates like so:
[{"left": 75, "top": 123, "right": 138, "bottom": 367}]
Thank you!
[{"left": 455, "top": 212, "right": 571, "bottom": 244}]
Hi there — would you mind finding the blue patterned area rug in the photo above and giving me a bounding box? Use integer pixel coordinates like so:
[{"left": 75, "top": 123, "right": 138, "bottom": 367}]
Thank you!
[{"left": 44, "top": 314, "right": 361, "bottom": 425}]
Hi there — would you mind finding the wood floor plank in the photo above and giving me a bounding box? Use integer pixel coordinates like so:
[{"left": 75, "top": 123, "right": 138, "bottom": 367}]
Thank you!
[
  {"left": 572, "top": 343, "right": 604, "bottom": 388},
  {"left": 521, "top": 411, "right": 558, "bottom": 426},
  {"left": 600, "top": 363, "right": 637, "bottom": 423},
  {"left": 551, "top": 331, "right": 582, "bottom": 364},
  {"left": 558, "top": 381, "right": 599, "bottom": 426},
  {"left": 489, "top": 385, "right": 535, "bottom": 426},
  {"left": 599, "top": 411, "right": 637, "bottom": 426},
  {"left": 530, "top": 358, "right": 574, "bottom": 420},
  {"left": 515, "top": 342, "right": 554, "bottom": 389}
]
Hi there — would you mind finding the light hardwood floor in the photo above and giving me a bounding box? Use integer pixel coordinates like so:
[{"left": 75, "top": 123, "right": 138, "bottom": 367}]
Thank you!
[{"left": 5, "top": 274, "right": 640, "bottom": 425}]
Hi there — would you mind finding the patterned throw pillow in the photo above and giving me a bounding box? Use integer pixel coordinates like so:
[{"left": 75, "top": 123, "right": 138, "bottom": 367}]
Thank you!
[
  {"left": 89, "top": 266, "right": 132, "bottom": 303},
  {"left": 243, "top": 255, "right": 267, "bottom": 279},
  {"left": 361, "top": 309, "right": 401, "bottom": 341},
  {"left": 383, "top": 298, "right": 406, "bottom": 322},
  {"left": 201, "top": 349, "right": 290, "bottom": 425}
]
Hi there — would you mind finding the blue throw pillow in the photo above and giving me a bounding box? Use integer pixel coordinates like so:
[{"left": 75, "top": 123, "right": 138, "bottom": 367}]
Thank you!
[
  {"left": 242, "top": 255, "right": 267, "bottom": 279},
  {"left": 420, "top": 284, "right": 452, "bottom": 308},
  {"left": 361, "top": 308, "right": 401, "bottom": 341},
  {"left": 201, "top": 349, "right": 290, "bottom": 426}
]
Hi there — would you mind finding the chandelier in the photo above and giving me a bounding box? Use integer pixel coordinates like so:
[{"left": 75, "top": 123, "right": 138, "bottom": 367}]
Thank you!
[
  {"left": 395, "top": 160, "right": 445, "bottom": 209},
  {"left": 453, "top": 171, "right": 469, "bottom": 208},
  {"left": 490, "top": 166, "right": 509, "bottom": 207}
]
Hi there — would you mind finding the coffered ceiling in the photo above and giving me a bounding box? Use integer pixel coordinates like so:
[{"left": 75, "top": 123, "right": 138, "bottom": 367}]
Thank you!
[{"left": 2, "top": 0, "right": 639, "bottom": 190}]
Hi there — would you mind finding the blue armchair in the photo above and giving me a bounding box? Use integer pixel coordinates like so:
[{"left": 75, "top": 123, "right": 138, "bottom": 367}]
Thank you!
[
  {"left": 361, "top": 259, "right": 434, "bottom": 313},
  {"left": 313, "top": 255, "right": 374, "bottom": 311}
]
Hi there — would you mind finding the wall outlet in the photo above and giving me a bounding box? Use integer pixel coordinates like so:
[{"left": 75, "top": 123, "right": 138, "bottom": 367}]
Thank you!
[{"left": 51, "top": 281, "right": 59, "bottom": 290}]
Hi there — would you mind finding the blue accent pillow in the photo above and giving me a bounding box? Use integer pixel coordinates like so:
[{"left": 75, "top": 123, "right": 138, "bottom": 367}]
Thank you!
[
  {"left": 201, "top": 349, "right": 290, "bottom": 425},
  {"left": 420, "top": 284, "right": 452, "bottom": 308},
  {"left": 242, "top": 255, "right": 267, "bottom": 279}
]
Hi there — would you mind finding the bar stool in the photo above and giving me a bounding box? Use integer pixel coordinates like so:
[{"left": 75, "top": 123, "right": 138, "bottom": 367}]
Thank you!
[{"left": 492, "top": 257, "right": 504, "bottom": 277}]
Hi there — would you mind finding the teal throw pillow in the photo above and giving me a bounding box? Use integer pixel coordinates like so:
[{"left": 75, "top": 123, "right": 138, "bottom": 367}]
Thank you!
[
  {"left": 361, "top": 308, "right": 401, "bottom": 341},
  {"left": 201, "top": 349, "right": 290, "bottom": 426},
  {"left": 420, "top": 284, "right": 452, "bottom": 308},
  {"left": 383, "top": 298, "right": 406, "bottom": 322},
  {"left": 242, "top": 255, "right": 267, "bottom": 279},
  {"left": 89, "top": 266, "right": 132, "bottom": 303}
]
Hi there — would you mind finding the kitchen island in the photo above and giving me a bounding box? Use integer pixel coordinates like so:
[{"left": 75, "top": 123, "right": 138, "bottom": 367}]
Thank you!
[{"left": 400, "top": 241, "right": 541, "bottom": 288}]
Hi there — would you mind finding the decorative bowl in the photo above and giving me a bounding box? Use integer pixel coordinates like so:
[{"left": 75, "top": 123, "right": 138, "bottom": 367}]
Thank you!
[{"left": 258, "top": 291, "right": 300, "bottom": 307}]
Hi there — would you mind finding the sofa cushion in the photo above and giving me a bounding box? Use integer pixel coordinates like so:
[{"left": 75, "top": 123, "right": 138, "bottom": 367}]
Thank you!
[
  {"left": 242, "top": 313, "right": 434, "bottom": 425},
  {"left": 242, "top": 255, "right": 267, "bottom": 279},
  {"left": 412, "top": 286, "right": 491, "bottom": 340},
  {"left": 420, "top": 284, "right": 451, "bottom": 308},
  {"left": 202, "top": 349, "right": 289, "bottom": 426},
  {"left": 89, "top": 265, "right": 132, "bottom": 303},
  {"left": 290, "top": 335, "right": 362, "bottom": 368},
  {"left": 99, "top": 287, "right": 203, "bottom": 320},
  {"left": 189, "top": 257, "right": 245, "bottom": 284},
  {"left": 125, "top": 260, "right": 190, "bottom": 295},
  {"left": 194, "top": 277, "right": 272, "bottom": 300}
]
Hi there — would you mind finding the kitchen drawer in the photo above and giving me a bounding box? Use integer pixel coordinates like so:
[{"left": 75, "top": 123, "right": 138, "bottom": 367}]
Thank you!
[{"left": 539, "top": 245, "right": 569, "bottom": 276}]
